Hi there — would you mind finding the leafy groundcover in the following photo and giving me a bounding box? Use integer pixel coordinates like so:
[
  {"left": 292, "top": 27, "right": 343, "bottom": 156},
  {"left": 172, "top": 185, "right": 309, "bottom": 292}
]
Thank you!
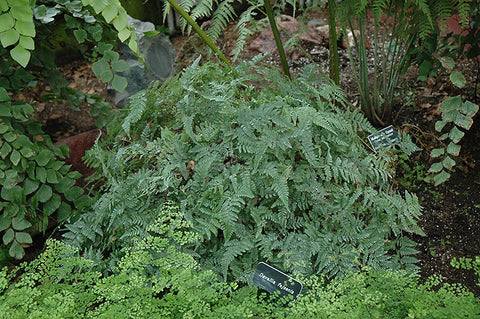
[{"left": 1, "top": 59, "right": 479, "bottom": 317}]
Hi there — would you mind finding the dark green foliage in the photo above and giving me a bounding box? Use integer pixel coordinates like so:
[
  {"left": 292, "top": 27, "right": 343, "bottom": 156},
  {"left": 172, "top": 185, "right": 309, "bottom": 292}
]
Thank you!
[
  {"left": 67, "top": 59, "right": 423, "bottom": 279},
  {"left": 0, "top": 91, "right": 90, "bottom": 259},
  {"left": 1, "top": 204, "right": 479, "bottom": 317},
  {"left": 337, "top": 0, "right": 472, "bottom": 125}
]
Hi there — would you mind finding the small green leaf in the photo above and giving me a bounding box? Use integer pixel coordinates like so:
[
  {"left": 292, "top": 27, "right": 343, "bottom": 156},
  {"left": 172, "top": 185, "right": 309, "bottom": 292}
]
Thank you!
[
  {"left": 0, "top": 103, "right": 11, "bottom": 116},
  {"left": 36, "top": 166, "right": 46, "bottom": 183},
  {"left": 15, "top": 20, "right": 35, "bottom": 36},
  {"left": 10, "top": 149, "right": 20, "bottom": 165},
  {"left": 111, "top": 74, "right": 128, "bottom": 93},
  {"left": 19, "top": 147, "right": 34, "bottom": 158},
  {"left": 37, "top": 184, "right": 52, "bottom": 203},
  {"left": 10, "top": 3, "right": 33, "bottom": 22},
  {"left": 12, "top": 216, "right": 31, "bottom": 231},
  {"left": 56, "top": 202, "right": 72, "bottom": 222},
  {"left": 10, "top": 44, "right": 30, "bottom": 67},
  {"left": 24, "top": 177, "right": 39, "bottom": 195},
  {"left": 0, "top": 0, "right": 8, "bottom": 12},
  {"left": 8, "top": 240, "right": 24, "bottom": 259},
  {"left": 0, "top": 142, "right": 12, "bottom": 159},
  {"left": 113, "top": 13, "right": 128, "bottom": 31},
  {"left": 0, "top": 12, "right": 14, "bottom": 32},
  {"left": 434, "top": 170, "right": 451, "bottom": 186},
  {"left": 442, "top": 156, "right": 456, "bottom": 170},
  {"left": 100, "top": 69, "right": 113, "bottom": 82},
  {"left": 0, "top": 87, "right": 10, "bottom": 102},
  {"left": 435, "top": 120, "right": 447, "bottom": 132},
  {"left": 2, "top": 228, "right": 14, "bottom": 245},
  {"left": 64, "top": 186, "right": 83, "bottom": 201},
  {"left": 92, "top": 59, "right": 109, "bottom": 79},
  {"left": 441, "top": 96, "right": 463, "bottom": 113},
  {"left": 449, "top": 126, "right": 465, "bottom": 143},
  {"left": 143, "top": 30, "right": 160, "bottom": 37},
  {"left": 450, "top": 71, "right": 466, "bottom": 88},
  {"left": 428, "top": 162, "right": 443, "bottom": 173},
  {"left": 15, "top": 231, "right": 32, "bottom": 244},
  {"left": 64, "top": 14, "right": 79, "bottom": 28},
  {"left": 430, "top": 148, "right": 444, "bottom": 158},
  {"left": 4, "top": 131, "right": 16, "bottom": 142},
  {"left": 35, "top": 149, "right": 53, "bottom": 166},
  {"left": 111, "top": 60, "right": 129, "bottom": 72},
  {"left": 44, "top": 193, "right": 61, "bottom": 216},
  {"left": 0, "top": 29, "right": 19, "bottom": 47},
  {"left": 19, "top": 35, "right": 34, "bottom": 50},
  {"left": 0, "top": 215, "right": 11, "bottom": 232},
  {"left": 439, "top": 56, "right": 455, "bottom": 70},
  {"left": 454, "top": 113, "right": 474, "bottom": 130},
  {"left": 46, "top": 169, "right": 59, "bottom": 183},
  {"left": 460, "top": 101, "right": 479, "bottom": 117},
  {"left": 73, "top": 28, "right": 87, "bottom": 43},
  {"left": 101, "top": 4, "right": 118, "bottom": 23},
  {"left": 439, "top": 133, "right": 449, "bottom": 141},
  {"left": 104, "top": 49, "right": 119, "bottom": 62},
  {"left": 117, "top": 28, "right": 130, "bottom": 42},
  {"left": 446, "top": 142, "right": 461, "bottom": 156},
  {"left": 55, "top": 177, "right": 75, "bottom": 193}
]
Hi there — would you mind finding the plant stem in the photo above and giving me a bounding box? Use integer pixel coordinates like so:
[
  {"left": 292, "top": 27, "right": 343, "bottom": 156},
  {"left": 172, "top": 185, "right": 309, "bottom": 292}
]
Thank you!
[
  {"left": 263, "top": 0, "right": 291, "bottom": 80},
  {"left": 328, "top": 0, "right": 339, "bottom": 85},
  {"left": 165, "top": 0, "right": 231, "bottom": 66}
]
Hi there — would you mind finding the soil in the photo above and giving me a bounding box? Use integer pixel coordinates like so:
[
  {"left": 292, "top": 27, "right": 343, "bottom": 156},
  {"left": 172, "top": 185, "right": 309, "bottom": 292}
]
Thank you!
[{"left": 18, "top": 7, "right": 480, "bottom": 296}]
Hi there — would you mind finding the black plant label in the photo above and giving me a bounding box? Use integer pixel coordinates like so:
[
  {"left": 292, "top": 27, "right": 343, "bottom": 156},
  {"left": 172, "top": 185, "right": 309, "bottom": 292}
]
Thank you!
[
  {"left": 253, "top": 262, "right": 303, "bottom": 299},
  {"left": 368, "top": 125, "right": 399, "bottom": 153}
]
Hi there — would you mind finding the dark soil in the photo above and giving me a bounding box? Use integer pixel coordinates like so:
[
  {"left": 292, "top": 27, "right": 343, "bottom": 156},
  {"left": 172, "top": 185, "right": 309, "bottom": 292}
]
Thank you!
[{"left": 18, "top": 7, "right": 480, "bottom": 296}]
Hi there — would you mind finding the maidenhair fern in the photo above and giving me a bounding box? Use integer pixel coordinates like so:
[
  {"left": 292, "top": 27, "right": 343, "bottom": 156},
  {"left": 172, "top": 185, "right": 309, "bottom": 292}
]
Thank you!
[{"left": 66, "top": 59, "right": 422, "bottom": 279}]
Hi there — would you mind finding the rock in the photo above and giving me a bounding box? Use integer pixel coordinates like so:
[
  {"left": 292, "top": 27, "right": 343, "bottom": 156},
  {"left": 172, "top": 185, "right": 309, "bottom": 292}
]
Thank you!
[
  {"left": 115, "top": 16, "right": 177, "bottom": 107},
  {"left": 54, "top": 129, "right": 105, "bottom": 178}
]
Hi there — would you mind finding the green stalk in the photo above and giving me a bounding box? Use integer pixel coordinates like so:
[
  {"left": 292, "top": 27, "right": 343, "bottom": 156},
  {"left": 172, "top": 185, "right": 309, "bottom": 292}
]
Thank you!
[
  {"left": 328, "top": 0, "right": 339, "bottom": 85},
  {"left": 263, "top": 0, "right": 291, "bottom": 80},
  {"left": 165, "top": 0, "right": 231, "bottom": 66}
]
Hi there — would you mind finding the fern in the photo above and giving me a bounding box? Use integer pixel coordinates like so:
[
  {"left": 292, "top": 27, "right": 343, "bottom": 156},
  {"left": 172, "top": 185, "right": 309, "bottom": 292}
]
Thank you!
[{"left": 67, "top": 61, "right": 423, "bottom": 280}]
